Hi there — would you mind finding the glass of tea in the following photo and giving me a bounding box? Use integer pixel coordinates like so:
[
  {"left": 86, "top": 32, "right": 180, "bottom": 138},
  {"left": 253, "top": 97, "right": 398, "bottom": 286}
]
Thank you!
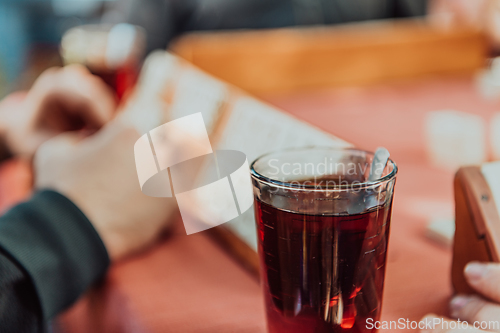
[
  {"left": 60, "top": 24, "right": 146, "bottom": 101},
  {"left": 250, "top": 147, "right": 397, "bottom": 333}
]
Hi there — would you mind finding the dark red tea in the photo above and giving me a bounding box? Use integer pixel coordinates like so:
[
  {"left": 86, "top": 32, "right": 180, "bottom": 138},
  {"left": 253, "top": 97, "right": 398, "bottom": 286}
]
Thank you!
[
  {"left": 90, "top": 65, "right": 138, "bottom": 101},
  {"left": 255, "top": 198, "right": 392, "bottom": 333}
]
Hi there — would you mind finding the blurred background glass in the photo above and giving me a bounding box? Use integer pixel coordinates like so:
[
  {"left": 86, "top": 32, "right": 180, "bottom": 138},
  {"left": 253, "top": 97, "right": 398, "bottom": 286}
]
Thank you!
[{"left": 60, "top": 23, "right": 145, "bottom": 100}]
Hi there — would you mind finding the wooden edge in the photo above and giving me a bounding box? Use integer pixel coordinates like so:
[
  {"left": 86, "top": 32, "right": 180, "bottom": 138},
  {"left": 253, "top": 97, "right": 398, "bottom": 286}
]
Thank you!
[
  {"left": 206, "top": 225, "right": 260, "bottom": 280},
  {"left": 170, "top": 19, "right": 488, "bottom": 94},
  {"left": 452, "top": 166, "right": 500, "bottom": 294},
  {"left": 461, "top": 166, "right": 500, "bottom": 261},
  {"left": 194, "top": 88, "right": 262, "bottom": 280}
]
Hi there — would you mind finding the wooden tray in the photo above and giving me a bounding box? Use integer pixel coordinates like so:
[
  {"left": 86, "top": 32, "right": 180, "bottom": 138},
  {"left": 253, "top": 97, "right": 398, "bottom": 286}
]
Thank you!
[{"left": 171, "top": 19, "right": 488, "bottom": 95}]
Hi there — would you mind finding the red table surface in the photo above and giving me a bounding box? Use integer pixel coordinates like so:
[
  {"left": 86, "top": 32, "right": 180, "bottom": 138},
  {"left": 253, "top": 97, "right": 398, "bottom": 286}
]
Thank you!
[{"left": 1, "top": 76, "right": 499, "bottom": 332}]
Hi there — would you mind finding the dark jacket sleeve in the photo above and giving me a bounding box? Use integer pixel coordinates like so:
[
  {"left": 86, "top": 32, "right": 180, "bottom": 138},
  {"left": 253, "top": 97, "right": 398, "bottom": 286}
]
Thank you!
[{"left": 0, "top": 190, "right": 110, "bottom": 332}]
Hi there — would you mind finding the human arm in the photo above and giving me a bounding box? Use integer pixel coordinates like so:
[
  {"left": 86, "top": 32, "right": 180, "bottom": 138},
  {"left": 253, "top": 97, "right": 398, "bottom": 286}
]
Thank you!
[{"left": 0, "top": 190, "right": 110, "bottom": 332}]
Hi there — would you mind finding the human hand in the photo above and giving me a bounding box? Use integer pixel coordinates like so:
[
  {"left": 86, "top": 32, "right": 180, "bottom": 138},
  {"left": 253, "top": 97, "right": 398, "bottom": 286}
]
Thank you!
[
  {"left": 0, "top": 65, "right": 116, "bottom": 159},
  {"left": 421, "top": 262, "right": 500, "bottom": 332},
  {"left": 429, "top": 0, "right": 500, "bottom": 50},
  {"left": 34, "top": 118, "right": 177, "bottom": 261}
]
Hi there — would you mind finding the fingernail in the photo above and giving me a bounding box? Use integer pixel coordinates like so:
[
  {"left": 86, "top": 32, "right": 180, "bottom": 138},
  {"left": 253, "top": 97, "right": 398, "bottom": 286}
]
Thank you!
[
  {"left": 465, "top": 262, "right": 487, "bottom": 282},
  {"left": 420, "top": 314, "right": 439, "bottom": 333},
  {"left": 450, "top": 295, "right": 470, "bottom": 318}
]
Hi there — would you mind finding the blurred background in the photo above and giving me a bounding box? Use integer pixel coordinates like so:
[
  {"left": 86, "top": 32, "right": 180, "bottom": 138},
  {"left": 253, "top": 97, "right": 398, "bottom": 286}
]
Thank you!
[
  {"left": 3, "top": 0, "right": 500, "bottom": 331},
  {"left": 0, "top": 0, "right": 431, "bottom": 97},
  {"left": 0, "top": 0, "right": 108, "bottom": 96}
]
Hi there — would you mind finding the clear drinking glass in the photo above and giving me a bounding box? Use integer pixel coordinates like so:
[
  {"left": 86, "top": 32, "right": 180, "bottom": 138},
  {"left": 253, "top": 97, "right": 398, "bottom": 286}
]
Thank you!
[
  {"left": 250, "top": 147, "right": 397, "bottom": 333},
  {"left": 60, "top": 24, "right": 146, "bottom": 100}
]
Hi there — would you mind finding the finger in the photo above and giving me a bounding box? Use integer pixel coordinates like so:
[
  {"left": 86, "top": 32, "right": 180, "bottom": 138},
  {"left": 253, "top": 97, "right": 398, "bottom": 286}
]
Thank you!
[
  {"left": 61, "top": 65, "right": 117, "bottom": 126},
  {"left": 63, "top": 63, "right": 91, "bottom": 75},
  {"left": 0, "top": 91, "right": 28, "bottom": 108},
  {"left": 44, "top": 69, "right": 116, "bottom": 129},
  {"left": 0, "top": 91, "right": 28, "bottom": 125},
  {"left": 68, "top": 117, "right": 140, "bottom": 165},
  {"left": 464, "top": 262, "right": 500, "bottom": 302},
  {"left": 420, "top": 314, "right": 484, "bottom": 333},
  {"left": 427, "top": 0, "right": 461, "bottom": 30},
  {"left": 485, "top": 0, "right": 500, "bottom": 48},
  {"left": 428, "top": 0, "right": 488, "bottom": 30},
  {"left": 26, "top": 66, "right": 116, "bottom": 131},
  {"left": 450, "top": 295, "right": 500, "bottom": 332}
]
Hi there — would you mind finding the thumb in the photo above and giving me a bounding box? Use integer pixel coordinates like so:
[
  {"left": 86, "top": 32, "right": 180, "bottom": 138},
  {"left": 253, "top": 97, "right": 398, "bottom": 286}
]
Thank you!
[
  {"left": 34, "top": 132, "right": 82, "bottom": 187},
  {"left": 36, "top": 132, "right": 82, "bottom": 157},
  {"left": 464, "top": 262, "right": 500, "bottom": 302}
]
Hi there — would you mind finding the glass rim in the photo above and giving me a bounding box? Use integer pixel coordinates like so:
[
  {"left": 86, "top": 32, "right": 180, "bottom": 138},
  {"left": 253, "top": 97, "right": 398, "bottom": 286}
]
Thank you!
[{"left": 250, "top": 146, "right": 398, "bottom": 191}]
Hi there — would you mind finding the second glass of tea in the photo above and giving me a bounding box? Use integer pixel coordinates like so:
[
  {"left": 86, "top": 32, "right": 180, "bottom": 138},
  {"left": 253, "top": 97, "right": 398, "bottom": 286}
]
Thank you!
[
  {"left": 60, "top": 24, "right": 146, "bottom": 101},
  {"left": 251, "top": 147, "right": 397, "bottom": 333}
]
